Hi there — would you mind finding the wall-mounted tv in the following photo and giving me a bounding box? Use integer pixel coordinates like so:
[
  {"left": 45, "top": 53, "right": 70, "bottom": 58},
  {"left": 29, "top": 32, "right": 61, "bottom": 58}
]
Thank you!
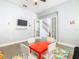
[{"left": 17, "top": 19, "right": 28, "bottom": 26}]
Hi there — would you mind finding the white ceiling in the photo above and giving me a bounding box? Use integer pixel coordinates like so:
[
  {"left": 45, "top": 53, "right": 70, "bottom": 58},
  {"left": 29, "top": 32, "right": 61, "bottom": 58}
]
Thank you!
[{"left": 7, "top": 0, "right": 68, "bottom": 14}]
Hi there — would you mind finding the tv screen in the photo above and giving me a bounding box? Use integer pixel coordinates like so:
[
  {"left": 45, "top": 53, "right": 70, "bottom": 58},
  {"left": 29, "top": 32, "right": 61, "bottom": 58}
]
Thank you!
[{"left": 17, "top": 19, "right": 27, "bottom": 26}]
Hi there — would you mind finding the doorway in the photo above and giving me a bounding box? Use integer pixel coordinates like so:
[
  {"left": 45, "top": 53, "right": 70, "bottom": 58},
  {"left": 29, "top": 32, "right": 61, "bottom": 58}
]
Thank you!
[{"left": 39, "top": 12, "right": 58, "bottom": 41}]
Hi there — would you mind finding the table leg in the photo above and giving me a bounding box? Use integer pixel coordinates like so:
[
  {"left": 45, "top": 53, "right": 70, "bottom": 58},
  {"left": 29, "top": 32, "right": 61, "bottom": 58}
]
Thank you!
[
  {"left": 30, "top": 49, "right": 31, "bottom": 53},
  {"left": 38, "top": 54, "right": 42, "bottom": 59}
]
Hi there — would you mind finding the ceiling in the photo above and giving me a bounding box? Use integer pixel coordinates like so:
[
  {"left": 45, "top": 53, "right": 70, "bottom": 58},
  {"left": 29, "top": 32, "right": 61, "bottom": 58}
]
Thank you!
[{"left": 7, "top": 0, "right": 68, "bottom": 14}]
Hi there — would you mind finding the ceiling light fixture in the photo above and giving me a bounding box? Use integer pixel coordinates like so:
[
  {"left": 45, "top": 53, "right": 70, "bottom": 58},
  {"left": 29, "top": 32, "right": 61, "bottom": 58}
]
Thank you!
[
  {"left": 23, "top": 4, "right": 27, "bottom": 7},
  {"left": 35, "top": 2, "right": 37, "bottom": 5},
  {"left": 33, "top": 0, "right": 38, "bottom": 2},
  {"left": 41, "top": 0, "right": 46, "bottom": 2},
  {"left": 33, "top": 0, "right": 38, "bottom": 5},
  {"left": 33, "top": 0, "right": 46, "bottom": 5}
]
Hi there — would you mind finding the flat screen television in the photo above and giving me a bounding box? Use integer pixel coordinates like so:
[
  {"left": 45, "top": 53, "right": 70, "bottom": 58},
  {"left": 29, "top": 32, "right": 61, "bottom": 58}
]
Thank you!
[{"left": 17, "top": 19, "right": 27, "bottom": 26}]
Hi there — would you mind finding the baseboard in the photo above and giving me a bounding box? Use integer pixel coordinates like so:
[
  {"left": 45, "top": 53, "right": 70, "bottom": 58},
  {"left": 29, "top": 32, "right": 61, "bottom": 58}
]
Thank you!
[{"left": 57, "top": 42, "right": 75, "bottom": 48}]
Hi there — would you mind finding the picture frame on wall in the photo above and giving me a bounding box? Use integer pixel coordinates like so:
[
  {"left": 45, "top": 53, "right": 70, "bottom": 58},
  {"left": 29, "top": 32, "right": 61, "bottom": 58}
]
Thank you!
[{"left": 16, "top": 19, "right": 28, "bottom": 30}]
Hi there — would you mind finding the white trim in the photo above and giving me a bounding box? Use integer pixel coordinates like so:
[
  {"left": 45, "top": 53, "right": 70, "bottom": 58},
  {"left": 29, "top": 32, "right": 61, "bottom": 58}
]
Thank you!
[
  {"left": 57, "top": 42, "right": 75, "bottom": 48},
  {"left": 0, "top": 37, "right": 41, "bottom": 48},
  {"left": 0, "top": 39, "right": 28, "bottom": 48}
]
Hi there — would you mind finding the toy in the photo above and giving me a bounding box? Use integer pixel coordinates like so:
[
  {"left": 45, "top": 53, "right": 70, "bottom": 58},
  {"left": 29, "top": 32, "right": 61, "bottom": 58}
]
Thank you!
[
  {"left": 0, "top": 51, "right": 4, "bottom": 59},
  {"left": 53, "top": 48, "right": 70, "bottom": 59},
  {"left": 12, "top": 55, "right": 22, "bottom": 59}
]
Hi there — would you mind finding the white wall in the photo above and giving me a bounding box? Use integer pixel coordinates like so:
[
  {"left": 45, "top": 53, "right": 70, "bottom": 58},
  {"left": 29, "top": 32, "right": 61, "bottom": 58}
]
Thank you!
[
  {"left": 38, "top": 0, "right": 79, "bottom": 47},
  {"left": 0, "top": 0, "right": 37, "bottom": 45}
]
